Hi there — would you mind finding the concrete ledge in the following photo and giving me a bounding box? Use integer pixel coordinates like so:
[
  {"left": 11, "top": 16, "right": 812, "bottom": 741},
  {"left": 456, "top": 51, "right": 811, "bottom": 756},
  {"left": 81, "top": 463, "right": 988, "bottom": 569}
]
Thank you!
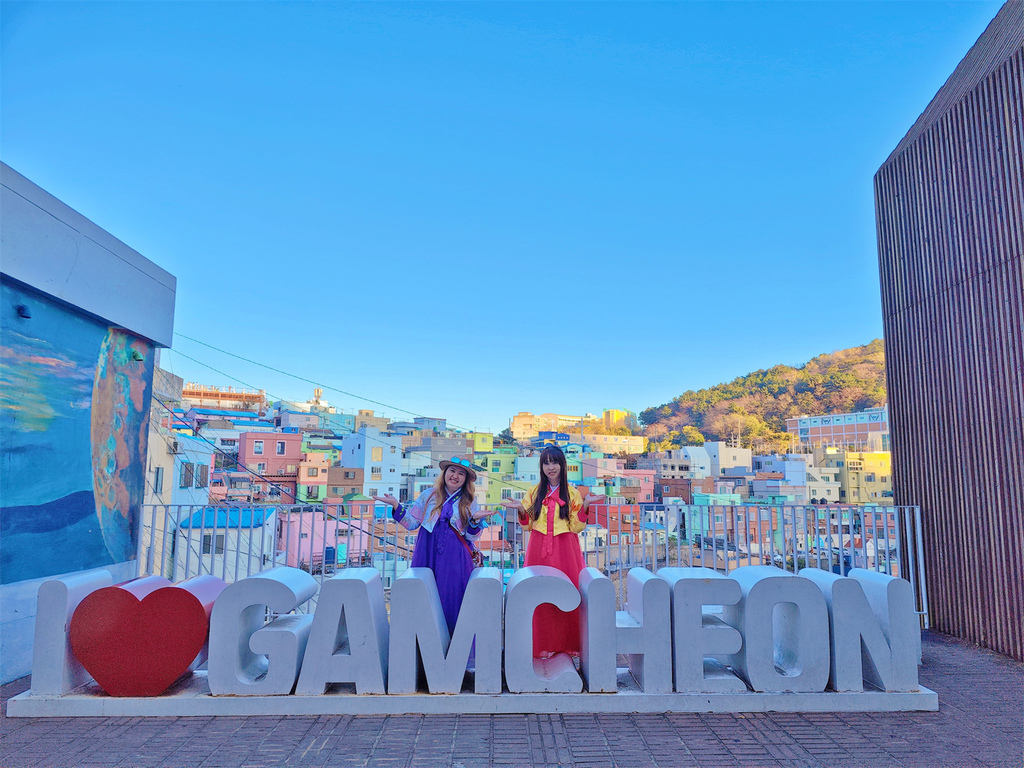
[{"left": 6, "top": 672, "right": 938, "bottom": 716}]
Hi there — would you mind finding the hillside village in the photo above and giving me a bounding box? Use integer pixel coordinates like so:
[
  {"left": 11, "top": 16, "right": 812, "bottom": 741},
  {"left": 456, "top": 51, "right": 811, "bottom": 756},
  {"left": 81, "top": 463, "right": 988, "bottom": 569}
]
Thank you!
[{"left": 146, "top": 365, "right": 895, "bottom": 584}]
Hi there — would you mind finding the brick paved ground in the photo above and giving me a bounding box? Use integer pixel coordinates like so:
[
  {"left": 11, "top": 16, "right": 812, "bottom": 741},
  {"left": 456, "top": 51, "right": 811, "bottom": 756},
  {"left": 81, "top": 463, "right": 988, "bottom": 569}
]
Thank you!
[{"left": 1, "top": 631, "right": 1021, "bottom": 768}]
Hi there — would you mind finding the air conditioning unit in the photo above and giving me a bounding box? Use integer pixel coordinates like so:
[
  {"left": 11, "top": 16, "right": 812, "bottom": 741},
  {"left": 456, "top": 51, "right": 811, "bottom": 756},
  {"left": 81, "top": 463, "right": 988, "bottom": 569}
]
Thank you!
[{"left": 167, "top": 440, "right": 180, "bottom": 454}]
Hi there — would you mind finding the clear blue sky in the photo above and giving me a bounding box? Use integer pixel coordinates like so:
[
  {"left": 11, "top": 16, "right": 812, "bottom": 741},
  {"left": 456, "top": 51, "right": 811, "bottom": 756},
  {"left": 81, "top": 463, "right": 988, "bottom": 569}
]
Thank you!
[{"left": 1, "top": 1, "right": 1002, "bottom": 433}]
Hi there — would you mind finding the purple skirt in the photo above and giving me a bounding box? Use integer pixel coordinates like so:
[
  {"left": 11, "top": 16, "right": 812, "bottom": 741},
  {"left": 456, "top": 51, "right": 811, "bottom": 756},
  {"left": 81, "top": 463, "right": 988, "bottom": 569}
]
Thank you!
[{"left": 411, "top": 519, "right": 474, "bottom": 635}]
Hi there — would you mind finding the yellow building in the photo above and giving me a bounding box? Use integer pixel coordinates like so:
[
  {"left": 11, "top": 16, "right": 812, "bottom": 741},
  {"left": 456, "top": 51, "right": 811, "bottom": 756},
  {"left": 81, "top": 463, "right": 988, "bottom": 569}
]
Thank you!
[
  {"left": 817, "top": 448, "right": 893, "bottom": 504},
  {"left": 475, "top": 447, "right": 534, "bottom": 506},
  {"left": 466, "top": 432, "right": 494, "bottom": 454},
  {"left": 602, "top": 408, "right": 637, "bottom": 431},
  {"left": 485, "top": 476, "right": 534, "bottom": 507}
]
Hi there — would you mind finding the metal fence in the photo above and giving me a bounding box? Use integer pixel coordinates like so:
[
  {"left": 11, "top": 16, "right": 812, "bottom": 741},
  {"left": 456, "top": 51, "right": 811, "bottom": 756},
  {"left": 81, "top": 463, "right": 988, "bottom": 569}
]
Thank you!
[{"left": 137, "top": 502, "right": 928, "bottom": 625}]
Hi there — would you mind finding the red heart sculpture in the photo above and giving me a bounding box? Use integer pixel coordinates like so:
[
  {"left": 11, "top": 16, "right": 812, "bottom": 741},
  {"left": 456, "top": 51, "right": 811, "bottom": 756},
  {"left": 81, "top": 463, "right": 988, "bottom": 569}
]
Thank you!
[{"left": 69, "top": 577, "right": 212, "bottom": 697}]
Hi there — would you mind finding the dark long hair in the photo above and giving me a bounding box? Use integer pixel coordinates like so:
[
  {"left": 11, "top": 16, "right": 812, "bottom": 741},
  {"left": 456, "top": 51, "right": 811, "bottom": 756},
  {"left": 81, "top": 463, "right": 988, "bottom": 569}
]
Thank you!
[{"left": 531, "top": 445, "right": 570, "bottom": 521}]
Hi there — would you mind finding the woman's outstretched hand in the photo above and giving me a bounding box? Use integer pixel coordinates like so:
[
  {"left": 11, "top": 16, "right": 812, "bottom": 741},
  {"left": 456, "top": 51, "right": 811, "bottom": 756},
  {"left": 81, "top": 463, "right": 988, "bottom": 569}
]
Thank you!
[
  {"left": 470, "top": 507, "right": 493, "bottom": 521},
  {"left": 583, "top": 494, "right": 604, "bottom": 509},
  {"left": 372, "top": 495, "right": 399, "bottom": 511},
  {"left": 500, "top": 499, "right": 524, "bottom": 512}
]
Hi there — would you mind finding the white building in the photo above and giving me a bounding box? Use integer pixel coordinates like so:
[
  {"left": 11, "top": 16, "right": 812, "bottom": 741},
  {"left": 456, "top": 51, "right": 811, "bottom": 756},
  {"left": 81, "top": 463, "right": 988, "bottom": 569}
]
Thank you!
[
  {"left": 704, "top": 442, "right": 752, "bottom": 476},
  {"left": 171, "top": 507, "right": 279, "bottom": 583}
]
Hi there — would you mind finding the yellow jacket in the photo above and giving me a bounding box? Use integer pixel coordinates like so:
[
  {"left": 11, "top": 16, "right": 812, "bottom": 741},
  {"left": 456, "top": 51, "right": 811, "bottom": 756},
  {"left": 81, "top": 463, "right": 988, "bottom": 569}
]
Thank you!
[{"left": 519, "top": 485, "right": 587, "bottom": 535}]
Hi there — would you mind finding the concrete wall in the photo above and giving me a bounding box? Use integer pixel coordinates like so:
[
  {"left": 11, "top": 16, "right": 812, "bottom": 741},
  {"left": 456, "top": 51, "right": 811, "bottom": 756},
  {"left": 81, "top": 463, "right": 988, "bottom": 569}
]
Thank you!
[{"left": 0, "top": 163, "right": 175, "bottom": 683}]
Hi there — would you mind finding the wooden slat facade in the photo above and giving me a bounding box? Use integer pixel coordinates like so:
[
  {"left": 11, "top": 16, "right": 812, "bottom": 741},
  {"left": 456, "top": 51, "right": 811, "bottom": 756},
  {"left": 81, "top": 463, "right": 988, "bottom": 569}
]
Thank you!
[{"left": 874, "top": 2, "right": 1024, "bottom": 660}]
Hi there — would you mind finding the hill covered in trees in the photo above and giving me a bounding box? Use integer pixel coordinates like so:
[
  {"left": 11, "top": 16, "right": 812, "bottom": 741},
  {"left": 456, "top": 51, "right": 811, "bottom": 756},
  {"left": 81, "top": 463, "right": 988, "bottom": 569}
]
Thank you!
[{"left": 640, "top": 339, "right": 887, "bottom": 453}]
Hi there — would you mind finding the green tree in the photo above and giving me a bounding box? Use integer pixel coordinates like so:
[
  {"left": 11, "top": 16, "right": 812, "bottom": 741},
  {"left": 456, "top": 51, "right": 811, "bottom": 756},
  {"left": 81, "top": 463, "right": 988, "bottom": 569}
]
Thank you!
[{"left": 680, "top": 425, "right": 704, "bottom": 445}]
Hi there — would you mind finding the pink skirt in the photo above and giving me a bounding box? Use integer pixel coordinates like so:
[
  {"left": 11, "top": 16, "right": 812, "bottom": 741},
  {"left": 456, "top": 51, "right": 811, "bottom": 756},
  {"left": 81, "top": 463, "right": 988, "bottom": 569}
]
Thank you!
[{"left": 524, "top": 531, "right": 585, "bottom": 657}]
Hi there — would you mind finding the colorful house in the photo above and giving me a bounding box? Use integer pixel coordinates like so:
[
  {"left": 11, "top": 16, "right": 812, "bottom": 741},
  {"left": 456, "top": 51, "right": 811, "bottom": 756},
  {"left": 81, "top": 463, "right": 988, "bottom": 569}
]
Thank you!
[
  {"left": 238, "top": 431, "right": 303, "bottom": 503},
  {"left": 297, "top": 451, "right": 330, "bottom": 504},
  {"left": 171, "top": 506, "right": 278, "bottom": 582},
  {"left": 340, "top": 427, "right": 402, "bottom": 498}
]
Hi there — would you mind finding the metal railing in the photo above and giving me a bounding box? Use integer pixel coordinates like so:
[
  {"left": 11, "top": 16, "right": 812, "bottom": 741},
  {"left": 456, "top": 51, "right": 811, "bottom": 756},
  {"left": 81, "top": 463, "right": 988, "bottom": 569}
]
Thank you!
[{"left": 137, "top": 502, "right": 928, "bottom": 625}]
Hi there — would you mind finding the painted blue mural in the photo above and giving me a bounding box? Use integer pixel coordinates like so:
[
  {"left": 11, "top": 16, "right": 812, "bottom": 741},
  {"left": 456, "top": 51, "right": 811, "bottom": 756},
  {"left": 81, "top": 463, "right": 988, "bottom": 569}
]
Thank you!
[{"left": 0, "top": 278, "right": 154, "bottom": 584}]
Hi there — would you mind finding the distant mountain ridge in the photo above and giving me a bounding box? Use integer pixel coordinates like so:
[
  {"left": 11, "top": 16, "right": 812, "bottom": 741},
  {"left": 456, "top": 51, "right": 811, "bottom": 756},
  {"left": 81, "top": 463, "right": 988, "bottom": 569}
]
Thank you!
[{"left": 640, "top": 339, "right": 887, "bottom": 451}]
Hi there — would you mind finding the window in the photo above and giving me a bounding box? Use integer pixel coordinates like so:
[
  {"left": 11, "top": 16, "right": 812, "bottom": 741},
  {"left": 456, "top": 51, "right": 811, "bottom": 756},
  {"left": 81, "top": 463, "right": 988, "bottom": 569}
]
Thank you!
[
  {"left": 221, "top": 438, "right": 236, "bottom": 447},
  {"left": 256, "top": 462, "right": 267, "bottom": 473},
  {"left": 253, "top": 441, "right": 264, "bottom": 455},
  {"left": 514, "top": 491, "right": 525, "bottom": 500},
  {"left": 390, "top": 446, "right": 396, "bottom": 453},
  {"left": 372, "top": 447, "right": 383, "bottom": 462},
  {"left": 300, "top": 532, "right": 309, "bottom": 539},
  {"left": 501, "top": 488, "right": 513, "bottom": 500},
  {"left": 153, "top": 466, "right": 164, "bottom": 494},
  {"left": 202, "top": 533, "right": 225, "bottom": 555},
  {"left": 610, "top": 534, "right": 619, "bottom": 544},
  {"left": 179, "top": 462, "right": 195, "bottom": 488},
  {"left": 371, "top": 467, "right": 382, "bottom": 480},
  {"left": 344, "top": 471, "right": 355, "bottom": 479},
  {"left": 195, "top": 464, "right": 209, "bottom": 488},
  {"left": 276, "top": 441, "right": 286, "bottom": 455},
  {"left": 308, "top": 467, "right": 319, "bottom": 477},
  {"left": 307, "top": 486, "right": 320, "bottom": 499},
  {"left": 491, "top": 466, "right": 500, "bottom": 473},
  {"left": 368, "top": 489, "right": 378, "bottom": 497}
]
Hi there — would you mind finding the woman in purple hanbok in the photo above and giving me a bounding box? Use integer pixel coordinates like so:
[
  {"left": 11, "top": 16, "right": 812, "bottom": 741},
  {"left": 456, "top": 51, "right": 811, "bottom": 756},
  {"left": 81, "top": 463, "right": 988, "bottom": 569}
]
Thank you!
[{"left": 373, "top": 457, "right": 489, "bottom": 634}]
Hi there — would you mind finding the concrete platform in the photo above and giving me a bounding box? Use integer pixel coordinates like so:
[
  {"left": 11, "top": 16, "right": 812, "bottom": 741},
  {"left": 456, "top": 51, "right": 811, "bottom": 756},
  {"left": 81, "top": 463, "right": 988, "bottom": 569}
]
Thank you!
[
  {"left": 6, "top": 669, "right": 938, "bottom": 717},
  {"left": 2, "top": 632, "right": 1019, "bottom": 768}
]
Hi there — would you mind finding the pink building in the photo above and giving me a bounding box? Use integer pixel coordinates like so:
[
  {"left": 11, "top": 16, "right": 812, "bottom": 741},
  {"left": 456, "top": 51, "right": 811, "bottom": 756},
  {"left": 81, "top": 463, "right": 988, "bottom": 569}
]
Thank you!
[
  {"left": 622, "top": 469, "right": 656, "bottom": 504},
  {"left": 275, "top": 503, "right": 414, "bottom": 571},
  {"left": 239, "top": 431, "right": 302, "bottom": 503},
  {"left": 297, "top": 452, "right": 330, "bottom": 504}
]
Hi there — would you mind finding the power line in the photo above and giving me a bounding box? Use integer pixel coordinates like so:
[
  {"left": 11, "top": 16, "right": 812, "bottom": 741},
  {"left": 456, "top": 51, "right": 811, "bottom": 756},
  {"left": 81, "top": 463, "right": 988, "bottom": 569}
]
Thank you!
[
  {"left": 163, "top": 344, "right": 649, "bottom": 494},
  {"left": 174, "top": 332, "right": 472, "bottom": 428}
]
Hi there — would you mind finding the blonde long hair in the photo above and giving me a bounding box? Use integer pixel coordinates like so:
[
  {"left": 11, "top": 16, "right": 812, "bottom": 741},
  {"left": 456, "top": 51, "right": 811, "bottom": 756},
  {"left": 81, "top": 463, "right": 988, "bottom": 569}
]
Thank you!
[{"left": 432, "top": 468, "right": 475, "bottom": 529}]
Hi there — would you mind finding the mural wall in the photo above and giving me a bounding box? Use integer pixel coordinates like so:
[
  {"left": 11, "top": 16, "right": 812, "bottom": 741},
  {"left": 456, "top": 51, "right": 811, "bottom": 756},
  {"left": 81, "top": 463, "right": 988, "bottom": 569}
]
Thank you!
[{"left": 0, "top": 278, "right": 154, "bottom": 584}]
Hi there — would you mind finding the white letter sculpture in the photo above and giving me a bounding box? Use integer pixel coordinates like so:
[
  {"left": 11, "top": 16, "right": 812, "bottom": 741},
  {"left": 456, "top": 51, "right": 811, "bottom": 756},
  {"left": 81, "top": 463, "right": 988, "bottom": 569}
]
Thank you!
[
  {"left": 388, "top": 568, "right": 503, "bottom": 694},
  {"left": 504, "top": 566, "right": 583, "bottom": 693},
  {"left": 32, "top": 570, "right": 113, "bottom": 695},
  {"left": 208, "top": 567, "right": 317, "bottom": 695},
  {"left": 579, "top": 568, "right": 672, "bottom": 693},
  {"left": 296, "top": 568, "right": 389, "bottom": 695},
  {"left": 721, "top": 565, "right": 830, "bottom": 693},
  {"left": 658, "top": 567, "right": 746, "bottom": 693},
  {"left": 800, "top": 567, "right": 920, "bottom": 692}
]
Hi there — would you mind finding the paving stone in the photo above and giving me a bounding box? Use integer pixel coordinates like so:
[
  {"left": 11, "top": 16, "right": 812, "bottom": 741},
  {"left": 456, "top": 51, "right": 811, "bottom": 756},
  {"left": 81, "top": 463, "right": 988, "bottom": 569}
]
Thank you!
[{"left": 2, "top": 631, "right": 1023, "bottom": 767}]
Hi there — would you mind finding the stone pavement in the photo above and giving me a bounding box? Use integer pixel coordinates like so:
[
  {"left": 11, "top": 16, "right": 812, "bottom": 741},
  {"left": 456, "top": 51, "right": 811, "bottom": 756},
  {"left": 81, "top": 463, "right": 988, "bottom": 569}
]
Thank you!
[{"left": 1, "top": 631, "right": 1021, "bottom": 768}]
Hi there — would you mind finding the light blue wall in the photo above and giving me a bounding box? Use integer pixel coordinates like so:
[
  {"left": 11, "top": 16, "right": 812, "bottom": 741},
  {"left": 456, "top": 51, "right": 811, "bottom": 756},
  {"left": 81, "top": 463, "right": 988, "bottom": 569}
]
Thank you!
[{"left": 341, "top": 427, "right": 403, "bottom": 497}]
